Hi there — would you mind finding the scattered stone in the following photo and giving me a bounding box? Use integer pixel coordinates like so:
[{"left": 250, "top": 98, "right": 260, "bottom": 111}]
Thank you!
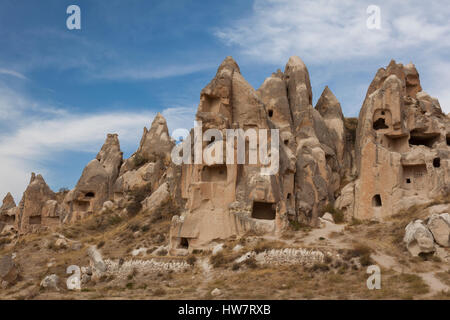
[
  {"left": 132, "top": 247, "right": 148, "bottom": 256},
  {"left": 232, "top": 244, "right": 243, "bottom": 252},
  {"left": 211, "top": 288, "right": 222, "bottom": 296},
  {"left": 212, "top": 243, "right": 224, "bottom": 255},
  {"left": 427, "top": 213, "right": 450, "bottom": 247},
  {"left": 404, "top": 220, "right": 435, "bottom": 256},
  {"left": 87, "top": 245, "right": 106, "bottom": 273},
  {"left": 81, "top": 274, "right": 91, "bottom": 285},
  {"left": 321, "top": 212, "right": 335, "bottom": 223},
  {"left": 40, "top": 274, "right": 60, "bottom": 291}
]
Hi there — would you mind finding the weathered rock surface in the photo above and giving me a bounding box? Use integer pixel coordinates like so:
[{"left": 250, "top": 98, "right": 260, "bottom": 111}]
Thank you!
[
  {"left": 40, "top": 274, "right": 60, "bottom": 291},
  {"left": 64, "top": 134, "right": 123, "bottom": 223},
  {"left": 87, "top": 245, "right": 107, "bottom": 274},
  {"left": 0, "top": 193, "right": 17, "bottom": 233},
  {"left": 427, "top": 213, "right": 450, "bottom": 247},
  {"left": 17, "top": 173, "right": 57, "bottom": 234},
  {"left": 345, "top": 60, "right": 449, "bottom": 221},
  {"left": 0, "top": 254, "right": 19, "bottom": 286},
  {"left": 404, "top": 219, "right": 435, "bottom": 256}
]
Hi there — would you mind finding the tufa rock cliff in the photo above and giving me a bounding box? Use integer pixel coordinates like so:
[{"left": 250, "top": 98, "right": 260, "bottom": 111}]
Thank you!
[{"left": 1, "top": 57, "right": 448, "bottom": 255}]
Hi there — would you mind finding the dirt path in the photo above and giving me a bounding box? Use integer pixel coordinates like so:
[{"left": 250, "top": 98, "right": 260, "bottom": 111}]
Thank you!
[
  {"left": 420, "top": 272, "right": 449, "bottom": 297},
  {"left": 371, "top": 251, "right": 449, "bottom": 297},
  {"left": 301, "top": 220, "right": 347, "bottom": 247},
  {"left": 196, "top": 257, "right": 213, "bottom": 297}
]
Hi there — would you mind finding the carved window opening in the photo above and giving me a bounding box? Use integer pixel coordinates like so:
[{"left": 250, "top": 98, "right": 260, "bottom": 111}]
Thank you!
[
  {"left": 85, "top": 192, "right": 95, "bottom": 198},
  {"left": 252, "top": 202, "right": 276, "bottom": 220},
  {"left": 373, "top": 118, "right": 388, "bottom": 130},
  {"left": 180, "top": 237, "right": 189, "bottom": 249},
  {"left": 372, "top": 194, "right": 382, "bottom": 207},
  {"left": 433, "top": 158, "right": 440, "bottom": 168},
  {"left": 268, "top": 109, "right": 273, "bottom": 118},
  {"left": 409, "top": 132, "right": 439, "bottom": 148},
  {"left": 402, "top": 164, "right": 427, "bottom": 189}
]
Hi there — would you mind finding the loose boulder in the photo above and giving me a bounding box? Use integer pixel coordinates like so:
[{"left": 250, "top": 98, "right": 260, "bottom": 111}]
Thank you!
[
  {"left": 403, "top": 219, "right": 435, "bottom": 256},
  {"left": 0, "top": 254, "right": 19, "bottom": 286},
  {"left": 40, "top": 274, "right": 60, "bottom": 291},
  {"left": 427, "top": 213, "right": 450, "bottom": 247}
]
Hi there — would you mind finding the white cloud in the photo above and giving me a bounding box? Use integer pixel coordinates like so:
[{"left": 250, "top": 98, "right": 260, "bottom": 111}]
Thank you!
[
  {"left": 94, "top": 63, "right": 214, "bottom": 81},
  {"left": 215, "top": 0, "right": 450, "bottom": 113},
  {"left": 215, "top": 0, "right": 450, "bottom": 64},
  {"left": 0, "top": 68, "right": 27, "bottom": 80},
  {"left": 0, "top": 81, "right": 197, "bottom": 202}
]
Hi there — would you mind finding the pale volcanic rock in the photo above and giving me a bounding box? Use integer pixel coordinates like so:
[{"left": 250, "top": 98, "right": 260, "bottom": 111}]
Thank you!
[
  {"left": 427, "top": 213, "right": 450, "bottom": 247},
  {"left": 17, "top": 173, "right": 56, "bottom": 233},
  {"left": 284, "top": 56, "right": 313, "bottom": 130},
  {"left": 0, "top": 254, "right": 19, "bottom": 286},
  {"left": 349, "top": 60, "right": 450, "bottom": 221},
  {"left": 64, "top": 134, "right": 123, "bottom": 222},
  {"left": 115, "top": 113, "right": 173, "bottom": 204},
  {"left": 257, "top": 70, "right": 293, "bottom": 135},
  {"left": 404, "top": 219, "right": 435, "bottom": 256},
  {"left": 0, "top": 193, "right": 15, "bottom": 213},
  {"left": 135, "top": 112, "right": 174, "bottom": 163},
  {"left": 0, "top": 193, "right": 17, "bottom": 233},
  {"left": 141, "top": 182, "right": 170, "bottom": 215}
]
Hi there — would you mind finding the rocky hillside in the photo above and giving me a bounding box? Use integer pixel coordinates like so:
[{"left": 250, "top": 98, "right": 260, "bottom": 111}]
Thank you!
[{"left": 0, "top": 56, "right": 449, "bottom": 299}]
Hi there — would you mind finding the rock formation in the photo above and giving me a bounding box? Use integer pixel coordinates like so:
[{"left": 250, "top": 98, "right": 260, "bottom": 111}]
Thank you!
[
  {"left": 336, "top": 60, "right": 449, "bottom": 221},
  {"left": 64, "top": 134, "right": 123, "bottom": 223},
  {"left": 168, "top": 56, "right": 353, "bottom": 252},
  {"left": 0, "top": 57, "right": 447, "bottom": 260},
  {"left": 114, "top": 114, "right": 173, "bottom": 204},
  {"left": 16, "top": 173, "right": 57, "bottom": 234},
  {"left": 0, "top": 193, "right": 16, "bottom": 233}
]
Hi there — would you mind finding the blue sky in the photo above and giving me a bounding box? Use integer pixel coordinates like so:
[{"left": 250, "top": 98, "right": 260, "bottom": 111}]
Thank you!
[{"left": 0, "top": 0, "right": 449, "bottom": 201}]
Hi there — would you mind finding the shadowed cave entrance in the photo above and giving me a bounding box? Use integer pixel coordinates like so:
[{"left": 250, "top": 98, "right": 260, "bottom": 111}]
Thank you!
[
  {"left": 179, "top": 237, "right": 189, "bottom": 249},
  {"left": 372, "top": 194, "right": 382, "bottom": 207},
  {"left": 251, "top": 202, "right": 276, "bottom": 220},
  {"left": 409, "top": 132, "right": 440, "bottom": 148},
  {"left": 373, "top": 118, "right": 389, "bottom": 130}
]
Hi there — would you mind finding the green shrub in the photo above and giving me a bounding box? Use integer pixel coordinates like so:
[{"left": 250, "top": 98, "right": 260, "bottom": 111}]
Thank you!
[
  {"left": 322, "top": 204, "right": 345, "bottom": 224},
  {"left": 133, "top": 154, "right": 147, "bottom": 168}
]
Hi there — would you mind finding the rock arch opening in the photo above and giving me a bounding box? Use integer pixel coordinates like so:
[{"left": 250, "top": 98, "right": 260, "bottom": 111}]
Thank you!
[
  {"left": 433, "top": 158, "right": 440, "bottom": 168},
  {"left": 373, "top": 118, "right": 389, "bottom": 130},
  {"left": 409, "top": 131, "right": 440, "bottom": 148},
  {"left": 372, "top": 194, "right": 382, "bottom": 207},
  {"left": 252, "top": 201, "right": 276, "bottom": 220},
  {"left": 180, "top": 237, "right": 189, "bottom": 249}
]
